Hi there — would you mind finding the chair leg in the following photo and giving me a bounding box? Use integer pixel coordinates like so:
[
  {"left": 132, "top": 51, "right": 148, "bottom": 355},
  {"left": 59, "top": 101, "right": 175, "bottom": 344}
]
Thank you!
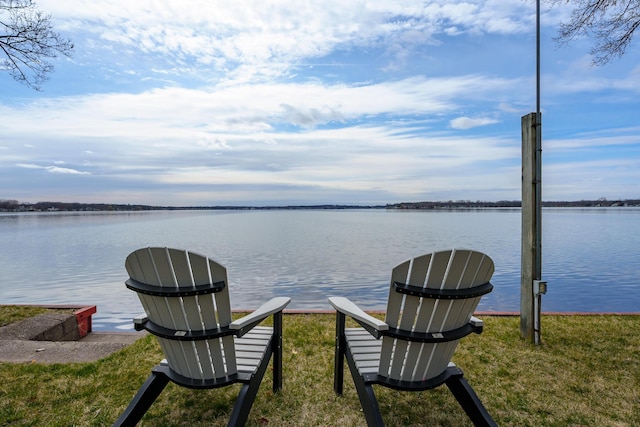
[
  {"left": 227, "top": 342, "right": 272, "bottom": 427},
  {"left": 356, "top": 381, "right": 385, "bottom": 427},
  {"left": 227, "top": 382, "right": 254, "bottom": 427},
  {"left": 333, "top": 311, "right": 346, "bottom": 395},
  {"left": 344, "top": 346, "right": 385, "bottom": 427},
  {"left": 112, "top": 367, "right": 170, "bottom": 427},
  {"left": 272, "top": 311, "right": 284, "bottom": 393},
  {"left": 446, "top": 373, "right": 497, "bottom": 427}
]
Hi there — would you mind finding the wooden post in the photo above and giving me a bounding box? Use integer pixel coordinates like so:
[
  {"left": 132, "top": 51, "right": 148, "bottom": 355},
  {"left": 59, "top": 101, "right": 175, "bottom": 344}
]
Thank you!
[{"left": 521, "top": 112, "right": 541, "bottom": 342}]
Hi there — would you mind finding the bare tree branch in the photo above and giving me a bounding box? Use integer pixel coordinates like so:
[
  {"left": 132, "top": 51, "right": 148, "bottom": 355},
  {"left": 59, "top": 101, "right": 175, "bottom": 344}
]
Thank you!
[
  {"left": 0, "top": 0, "right": 73, "bottom": 90},
  {"left": 548, "top": 0, "right": 640, "bottom": 65}
]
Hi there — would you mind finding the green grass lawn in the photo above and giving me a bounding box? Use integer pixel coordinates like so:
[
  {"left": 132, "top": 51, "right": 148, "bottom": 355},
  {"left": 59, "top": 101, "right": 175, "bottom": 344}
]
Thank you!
[
  {"left": 0, "top": 306, "right": 50, "bottom": 328},
  {"left": 1, "top": 310, "right": 639, "bottom": 426}
]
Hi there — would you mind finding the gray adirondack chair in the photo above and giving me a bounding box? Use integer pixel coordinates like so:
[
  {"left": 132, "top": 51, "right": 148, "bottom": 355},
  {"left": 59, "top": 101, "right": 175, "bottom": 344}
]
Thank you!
[
  {"left": 329, "top": 249, "right": 497, "bottom": 427},
  {"left": 114, "top": 247, "right": 290, "bottom": 427}
]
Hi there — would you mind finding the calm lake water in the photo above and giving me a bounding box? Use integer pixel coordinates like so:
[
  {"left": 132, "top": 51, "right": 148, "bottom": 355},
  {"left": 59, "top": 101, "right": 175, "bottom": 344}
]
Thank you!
[{"left": 1, "top": 208, "right": 638, "bottom": 331}]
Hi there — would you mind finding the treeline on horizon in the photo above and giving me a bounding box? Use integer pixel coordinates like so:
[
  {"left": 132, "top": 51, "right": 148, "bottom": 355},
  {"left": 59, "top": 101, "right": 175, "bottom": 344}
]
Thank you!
[
  {"left": 1, "top": 198, "right": 640, "bottom": 212},
  {"left": 390, "top": 198, "right": 640, "bottom": 209}
]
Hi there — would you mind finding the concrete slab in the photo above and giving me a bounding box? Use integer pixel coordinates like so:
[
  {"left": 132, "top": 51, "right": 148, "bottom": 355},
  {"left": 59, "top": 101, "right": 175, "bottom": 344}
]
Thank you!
[
  {"left": 0, "top": 313, "right": 146, "bottom": 364},
  {"left": 0, "top": 331, "right": 146, "bottom": 364},
  {"left": 0, "top": 313, "right": 78, "bottom": 341}
]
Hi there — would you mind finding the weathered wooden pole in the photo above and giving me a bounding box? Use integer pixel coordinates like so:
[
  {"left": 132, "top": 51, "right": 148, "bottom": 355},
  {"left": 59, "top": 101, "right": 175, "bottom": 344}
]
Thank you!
[{"left": 521, "top": 112, "right": 545, "bottom": 343}]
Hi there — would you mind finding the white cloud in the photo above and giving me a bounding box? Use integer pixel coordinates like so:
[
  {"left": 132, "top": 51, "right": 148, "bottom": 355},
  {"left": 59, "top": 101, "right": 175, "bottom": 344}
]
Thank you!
[
  {"left": 48, "top": 166, "right": 91, "bottom": 175},
  {"left": 1, "top": 1, "right": 636, "bottom": 205},
  {"left": 450, "top": 116, "right": 499, "bottom": 129},
  {"left": 0, "top": 75, "right": 521, "bottom": 142},
  {"left": 545, "top": 127, "right": 640, "bottom": 151},
  {"left": 39, "top": 0, "right": 548, "bottom": 83},
  {"left": 17, "top": 164, "right": 90, "bottom": 175}
]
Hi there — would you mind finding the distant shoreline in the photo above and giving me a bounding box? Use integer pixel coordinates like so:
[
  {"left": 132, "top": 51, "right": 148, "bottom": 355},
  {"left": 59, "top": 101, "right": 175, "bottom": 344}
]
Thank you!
[{"left": 2, "top": 198, "right": 639, "bottom": 212}]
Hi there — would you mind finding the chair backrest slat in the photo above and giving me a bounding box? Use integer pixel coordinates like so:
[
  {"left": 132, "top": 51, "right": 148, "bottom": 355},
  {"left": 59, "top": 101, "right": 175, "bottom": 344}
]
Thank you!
[
  {"left": 378, "top": 259, "right": 410, "bottom": 372},
  {"left": 208, "top": 259, "right": 232, "bottom": 325},
  {"left": 379, "top": 249, "right": 494, "bottom": 381},
  {"left": 126, "top": 247, "right": 237, "bottom": 381}
]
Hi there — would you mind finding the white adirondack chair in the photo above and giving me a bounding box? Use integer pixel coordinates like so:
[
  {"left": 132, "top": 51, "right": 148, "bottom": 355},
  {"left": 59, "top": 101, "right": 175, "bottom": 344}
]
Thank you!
[
  {"left": 114, "top": 247, "right": 290, "bottom": 427},
  {"left": 329, "top": 249, "right": 497, "bottom": 427}
]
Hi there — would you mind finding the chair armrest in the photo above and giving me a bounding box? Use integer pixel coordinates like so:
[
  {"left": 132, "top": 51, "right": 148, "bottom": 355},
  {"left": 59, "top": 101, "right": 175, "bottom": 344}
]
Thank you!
[
  {"left": 469, "top": 316, "right": 483, "bottom": 328},
  {"left": 469, "top": 315, "right": 484, "bottom": 334},
  {"left": 328, "top": 297, "right": 388, "bottom": 333},
  {"left": 133, "top": 314, "right": 148, "bottom": 332},
  {"left": 230, "top": 296, "right": 291, "bottom": 336}
]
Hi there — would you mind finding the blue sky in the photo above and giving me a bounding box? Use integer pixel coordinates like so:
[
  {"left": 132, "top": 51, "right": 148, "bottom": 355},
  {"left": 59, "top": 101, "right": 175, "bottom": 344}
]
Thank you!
[{"left": 1, "top": 0, "right": 639, "bottom": 206}]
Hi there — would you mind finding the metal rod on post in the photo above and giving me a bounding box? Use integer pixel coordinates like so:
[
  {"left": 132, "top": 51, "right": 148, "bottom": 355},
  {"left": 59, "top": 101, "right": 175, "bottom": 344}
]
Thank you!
[
  {"left": 536, "top": 0, "right": 541, "bottom": 120},
  {"left": 535, "top": 0, "right": 542, "bottom": 281},
  {"left": 534, "top": 0, "right": 543, "bottom": 345}
]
